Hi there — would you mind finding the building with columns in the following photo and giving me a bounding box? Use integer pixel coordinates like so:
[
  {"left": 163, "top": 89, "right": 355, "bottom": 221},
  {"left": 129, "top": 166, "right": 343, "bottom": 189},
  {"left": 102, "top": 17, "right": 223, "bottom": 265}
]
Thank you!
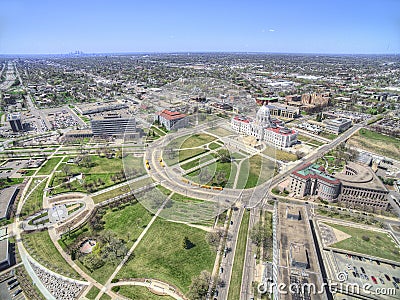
[{"left": 231, "top": 105, "right": 298, "bottom": 148}]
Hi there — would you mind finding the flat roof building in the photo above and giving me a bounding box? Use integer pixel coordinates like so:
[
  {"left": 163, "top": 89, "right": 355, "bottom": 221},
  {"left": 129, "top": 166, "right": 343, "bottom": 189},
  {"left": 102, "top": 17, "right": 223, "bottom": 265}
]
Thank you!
[
  {"left": 0, "top": 238, "right": 10, "bottom": 270},
  {"left": 334, "top": 162, "right": 389, "bottom": 210},
  {"left": 90, "top": 112, "right": 138, "bottom": 138},
  {"left": 290, "top": 243, "right": 309, "bottom": 269},
  {"left": 323, "top": 118, "right": 352, "bottom": 135},
  {"left": 0, "top": 186, "right": 20, "bottom": 220},
  {"left": 7, "top": 112, "right": 23, "bottom": 132}
]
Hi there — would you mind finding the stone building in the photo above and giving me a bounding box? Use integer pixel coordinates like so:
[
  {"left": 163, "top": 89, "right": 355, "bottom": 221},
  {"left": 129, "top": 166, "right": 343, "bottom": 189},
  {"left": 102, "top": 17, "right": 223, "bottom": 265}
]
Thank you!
[
  {"left": 289, "top": 163, "right": 341, "bottom": 200},
  {"left": 334, "top": 162, "right": 389, "bottom": 210}
]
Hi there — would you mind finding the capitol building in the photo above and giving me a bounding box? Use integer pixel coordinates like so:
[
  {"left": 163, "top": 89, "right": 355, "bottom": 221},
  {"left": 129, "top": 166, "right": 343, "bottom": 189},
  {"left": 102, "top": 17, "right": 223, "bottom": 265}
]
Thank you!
[{"left": 231, "top": 105, "right": 298, "bottom": 148}]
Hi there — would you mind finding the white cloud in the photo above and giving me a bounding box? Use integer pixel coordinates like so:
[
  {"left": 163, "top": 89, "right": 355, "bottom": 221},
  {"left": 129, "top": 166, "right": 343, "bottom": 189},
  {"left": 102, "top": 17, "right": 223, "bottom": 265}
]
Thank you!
[{"left": 269, "top": 29, "right": 275, "bottom": 32}]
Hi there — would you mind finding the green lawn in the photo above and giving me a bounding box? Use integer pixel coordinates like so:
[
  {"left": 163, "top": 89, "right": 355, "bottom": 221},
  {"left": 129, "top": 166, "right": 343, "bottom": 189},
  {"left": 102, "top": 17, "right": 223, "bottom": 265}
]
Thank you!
[
  {"left": 20, "top": 178, "right": 47, "bottom": 218},
  {"left": 187, "top": 160, "right": 235, "bottom": 188},
  {"left": 208, "top": 142, "right": 222, "bottom": 150},
  {"left": 205, "top": 127, "right": 234, "bottom": 137},
  {"left": 92, "top": 185, "right": 131, "bottom": 204},
  {"left": 51, "top": 155, "right": 145, "bottom": 195},
  {"left": 238, "top": 155, "right": 275, "bottom": 189},
  {"left": 327, "top": 223, "right": 400, "bottom": 261},
  {"left": 116, "top": 218, "right": 215, "bottom": 294},
  {"left": 262, "top": 145, "right": 298, "bottom": 162},
  {"left": 180, "top": 133, "right": 216, "bottom": 149},
  {"left": 37, "top": 157, "right": 63, "bottom": 175},
  {"left": 86, "top": 286, "right": 100, "bottom": 300},
  {"left": 227, "top": 210, "right": 250, "bottom": 300},
  {"left": 116, "top": 286, "right": 174, "bottom": 300},
  {"left": 180, "top": 153, "right": 215, "bottom": 171},
  {"left": 22, "top": 231, "right": 81, "bottom": 279},
  {"left": 0, "top": 177, "right": 24, "bottom": 189},
  {"left": 348, "top": 128, "right": 400, "bottom": 160},
  {"left": 170, "top": 192, "right": 204, "bottom": 203}
]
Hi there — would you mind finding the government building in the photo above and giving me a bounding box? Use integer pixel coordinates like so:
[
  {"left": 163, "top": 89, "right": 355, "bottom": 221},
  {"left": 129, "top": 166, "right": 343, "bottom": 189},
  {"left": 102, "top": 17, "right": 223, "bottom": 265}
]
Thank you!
[
  {"left": 289, "top": 162, "right": 389, "bottom": 210},
  {"left": 231, "top": 105, "right": 298, "bottom": 148}
]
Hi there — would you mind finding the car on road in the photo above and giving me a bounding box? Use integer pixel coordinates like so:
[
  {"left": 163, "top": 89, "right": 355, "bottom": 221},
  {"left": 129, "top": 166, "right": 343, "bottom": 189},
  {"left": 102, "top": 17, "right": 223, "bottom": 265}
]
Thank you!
[
  {"left": 384, "top": 274, "right": 391, "bottom": 281},
  {"left": 371, "top": 276, "right": 377, "bottom": 284},
  {"left": 360, "top": 267, "right": 365, "bottom": 274}
]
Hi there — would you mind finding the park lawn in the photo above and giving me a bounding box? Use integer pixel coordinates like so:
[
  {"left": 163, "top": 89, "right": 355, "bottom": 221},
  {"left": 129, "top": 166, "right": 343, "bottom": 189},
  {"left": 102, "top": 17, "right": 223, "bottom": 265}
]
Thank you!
[
  {"left": 116, "top": 285, "right": 174, "bottom": 300},
  {"left": 262, "top": 145, "right": 297, "bottom": 162},
  {"left": 205, "top": 127, "right": 234, "bottom": 137},
  {"left": 157, "top": 185, "right": 173, "bottom": 196},
  {"left": 22, "top": 231, "right": 81, "bottom": 279},
  {"left": 171, "top": 192, "right": 204, "bottom": 203},
  {"left": 116, "top": 218, "right": 215, "bottom": 294},
  {"left": 180, "top": 133, "right": 216, "bottom": 149},
  {"left": 227, "top": 210, "right": 250, "bottom": 300},
  {"left": 150, "top": 125, "right": 166, "bottom": 136},
  {"left": 20, "top": 178, "right": 47, "bottom": 218},
  {"left": 103, "top": 203, "right": 153, "bottom": 248},
  {"left": 37, "top": 157, "right": 63, "bottom": 175},
  {"left": 208, "top": 142, "right": 222, "bottom": 150},
  {"left": 86, "top": 286, "right": 100, "bottom": 300},
  {"left": 242, "top": 155, "right": 275, "bottom": 189},
  {"left": 21, "top": 169, "right": 37, "bottom": 176},
  {"left": 327, "top": 223, "right": 400, "bottom": 261},
  {"left": 64, "top": 203, "right": 153, "bottom": 284},
  {"left": 179, "top": 148, "right": 208, "bottom": 164},
  {"left": 180, "top": 153, "right": 215, "bottom": 171},
  {"left": 99, "top": 293, "right": 111, "bottom": 300},
  {"left": 347, "top": 128, "right": 400, "bottom": 160},
  {"left": 92, "top": 185, "right": 131, "bottom": 204},
  {"left": 0, "top": 177, "right": 24, "bottom": 189},
  {"left": 61, "top": 155, "right": 124, "bottom": 174},
  {"left": 186, "top": 160, "right": 234, "bottom": 188}
]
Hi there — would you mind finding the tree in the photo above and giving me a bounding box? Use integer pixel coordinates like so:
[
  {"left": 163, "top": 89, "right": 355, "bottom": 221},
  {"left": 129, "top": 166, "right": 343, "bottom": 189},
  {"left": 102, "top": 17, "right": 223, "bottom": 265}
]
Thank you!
[
  {"left": 206, "top": 229, "right": 224, "bottom": 251},
  {"left": 62, "top": 164, "right": 72, "bottom": 177},
  {"left": 188, "top": 271, "right": 212, "bottom": 300},
  {"left": 183, "top": 236, "right": 195, "bottom": 250}
]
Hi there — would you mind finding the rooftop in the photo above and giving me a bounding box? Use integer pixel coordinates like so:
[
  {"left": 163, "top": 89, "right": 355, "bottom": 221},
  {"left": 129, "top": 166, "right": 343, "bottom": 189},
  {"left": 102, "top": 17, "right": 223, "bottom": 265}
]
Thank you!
[
  {"left": 292, "top": 163, "right": 340, "bottom": 185},
  {"left": 334, "top": 162, "right": 387, "bottom": 190},
  {"left": 157, "top": 109, "right": 186, "bottom": 121}
]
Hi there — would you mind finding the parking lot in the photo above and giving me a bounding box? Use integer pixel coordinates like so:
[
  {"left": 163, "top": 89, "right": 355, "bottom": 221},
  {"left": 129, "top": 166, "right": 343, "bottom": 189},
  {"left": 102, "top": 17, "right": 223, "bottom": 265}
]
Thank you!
[
  {"left": 332, "top": 251, "right": 399, "bottom": 298},
  {"left": 0, "top": 276, "right": 25, "bottom": 300}
]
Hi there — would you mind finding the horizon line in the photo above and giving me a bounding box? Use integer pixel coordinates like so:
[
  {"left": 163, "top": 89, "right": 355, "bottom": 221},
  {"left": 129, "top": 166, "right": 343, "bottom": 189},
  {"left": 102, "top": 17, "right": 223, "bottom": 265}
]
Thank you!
[{"left": 0, "top": 50, "right": 399, "bottom": 57}]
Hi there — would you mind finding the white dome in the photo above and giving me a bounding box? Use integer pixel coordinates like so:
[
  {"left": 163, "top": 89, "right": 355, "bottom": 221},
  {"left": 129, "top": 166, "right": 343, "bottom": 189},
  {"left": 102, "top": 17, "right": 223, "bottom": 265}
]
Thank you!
[{"left": 256, "top": 104, "right": 271, "bottom": 126}]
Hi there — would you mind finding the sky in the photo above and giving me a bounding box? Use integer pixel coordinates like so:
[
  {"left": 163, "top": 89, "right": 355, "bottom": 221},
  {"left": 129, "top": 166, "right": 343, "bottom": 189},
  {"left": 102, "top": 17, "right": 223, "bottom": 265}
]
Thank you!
[{"left": 0, "top": 0, "right": 399, "bottom": 55}]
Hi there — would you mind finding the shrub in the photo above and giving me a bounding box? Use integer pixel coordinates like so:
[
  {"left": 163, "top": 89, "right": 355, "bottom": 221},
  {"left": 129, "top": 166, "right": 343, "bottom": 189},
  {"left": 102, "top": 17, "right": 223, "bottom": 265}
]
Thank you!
[{"left": 362, "top": 235, "right": 370, "bottom": 242}]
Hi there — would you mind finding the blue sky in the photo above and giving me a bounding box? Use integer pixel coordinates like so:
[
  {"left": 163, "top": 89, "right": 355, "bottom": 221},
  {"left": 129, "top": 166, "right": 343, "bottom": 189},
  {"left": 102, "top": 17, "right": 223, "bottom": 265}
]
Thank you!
[{"left": 0, "top": 0, "right": 399, "bottom": 54}]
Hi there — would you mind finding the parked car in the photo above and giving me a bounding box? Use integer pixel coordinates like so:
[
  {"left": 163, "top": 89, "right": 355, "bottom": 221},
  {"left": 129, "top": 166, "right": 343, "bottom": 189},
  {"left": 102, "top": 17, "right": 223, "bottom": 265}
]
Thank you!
[
  {"left": 371, "top": 276, "right": 377, "bottom": 284},
  {"left": 384, "top": 274, "right": 391, "bottom": 281}
]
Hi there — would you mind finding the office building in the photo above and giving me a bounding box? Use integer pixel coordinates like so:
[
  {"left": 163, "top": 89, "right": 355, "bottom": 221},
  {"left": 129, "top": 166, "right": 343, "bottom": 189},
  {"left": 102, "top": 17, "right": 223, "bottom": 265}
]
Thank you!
[
  {"left": 323, "top": 118, "right": 352, "bottom": 134},
  {"left": 90, "top": 112, "right": 138, "bottom": 138},
  {"left": 7, "top": 112, "right": 23, "bottom": 132}
]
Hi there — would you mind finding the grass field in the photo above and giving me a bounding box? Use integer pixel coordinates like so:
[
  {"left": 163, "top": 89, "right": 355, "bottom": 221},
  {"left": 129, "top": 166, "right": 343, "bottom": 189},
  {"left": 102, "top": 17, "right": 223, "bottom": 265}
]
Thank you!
[
  {"left": 86, "top": 286, "right": 100, "bottom": 299},
  {"left": 347, "top": 128, "right": 400, "bottom": 160},
  {"left": 237, "top": 155, "right": 275, "bottom": 189},
  {"left": 180, "top": 133, "right": 216, "bottom": 149},
  {"left": 116, "top": 286, "right": 174, "bottom": 300},
  {"left": 22, "top": 231, "right": 81, "bottom": 279},
  {"left": 20, "top": 178, "right": 47, "bottom": 218},
  {"left": 92, "top": 185, "right": 131, "bottom": 204},
  {"left": 180, "top": 153, "right": 215, "bottom": 171},
  {"left": 116, "top": 218, "right": 215, "bottom": 294},
  {"left": 51, "top": 155, "right": 145, "bottom": 195},
  {"left": 227, "top": 210, "right": 250, "bottom": 300},
  {"left": 262, "top": 145, "right": 298, "bottom": 162},
  {"left": 0, "top": 177, "right": 24, "bottom": 189},
  {"left": 187, "top": 160, "right": 235, "bottom": 188},
  {"left": 37, "top": 157, "right": 63, "bottom": 175},
  {"left": 327, "top": 223, "right": 400, "bottom": 261},
  {"left": 205, "top": 127, "right": 234, "bottom": 137},
  {"left": 208, "top": 142, "right": 222, "bottom": 150}
]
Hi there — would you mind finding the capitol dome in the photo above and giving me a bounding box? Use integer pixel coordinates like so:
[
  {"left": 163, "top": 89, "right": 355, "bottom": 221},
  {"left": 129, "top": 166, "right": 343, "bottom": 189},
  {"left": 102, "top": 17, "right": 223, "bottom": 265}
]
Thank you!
[{"left": 256, "top": 104, "right": 271, "bottom": 125}]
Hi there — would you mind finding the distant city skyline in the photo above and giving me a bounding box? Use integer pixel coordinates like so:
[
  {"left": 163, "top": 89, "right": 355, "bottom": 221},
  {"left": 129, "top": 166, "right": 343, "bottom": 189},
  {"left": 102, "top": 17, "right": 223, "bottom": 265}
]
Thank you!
[{"left": 0, "top": 0, "right": 399, "bottom": 55}]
